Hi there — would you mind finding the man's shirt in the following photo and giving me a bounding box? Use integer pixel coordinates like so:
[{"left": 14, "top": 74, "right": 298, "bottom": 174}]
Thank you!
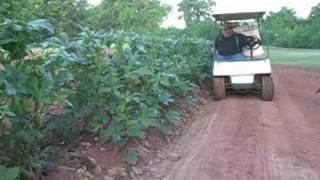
[{"left": 214, "top": 33, "right": 249, "bottom": 56}]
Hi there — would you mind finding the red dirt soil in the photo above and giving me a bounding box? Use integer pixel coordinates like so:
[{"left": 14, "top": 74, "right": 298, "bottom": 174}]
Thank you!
[
  {"left": 46, "top": 66, "right": 320, "bottom": 180},
  {"left": 141, "top": 65, "right": 320, "bottom": 180}
]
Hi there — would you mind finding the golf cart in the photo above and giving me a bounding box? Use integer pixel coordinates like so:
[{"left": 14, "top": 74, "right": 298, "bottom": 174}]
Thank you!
[{"left": 212, "top": 11, "right": 274, "bottom": 101}]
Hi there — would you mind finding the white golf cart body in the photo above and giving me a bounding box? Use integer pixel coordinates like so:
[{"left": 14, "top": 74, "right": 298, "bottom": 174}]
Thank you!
[
  {"left": 213, "top": 58, "right": 271, "bottom": 85},
  {"left": 212, "top": 12, "right": 274, "bottom": 101}
]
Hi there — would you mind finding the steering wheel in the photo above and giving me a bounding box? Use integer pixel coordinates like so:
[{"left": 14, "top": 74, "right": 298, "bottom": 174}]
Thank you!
[{"left": 245, "top": 36, "right": 262, "bottom": 50}]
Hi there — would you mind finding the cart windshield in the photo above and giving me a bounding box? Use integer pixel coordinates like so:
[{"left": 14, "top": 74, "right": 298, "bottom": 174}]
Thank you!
[{"left": 213, "top": 12, "right": 269, "bottom": 61}]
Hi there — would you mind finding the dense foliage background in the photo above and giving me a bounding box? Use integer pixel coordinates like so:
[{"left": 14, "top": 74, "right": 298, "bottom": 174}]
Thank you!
[
  {"left": 263, "top": 6, "right": 320, "bottom": 48},
  {"left": 0, "top": 0, "right": 319, "bottom": 179},
  {"left": 1, "top": 0, "right": 319, "bottom": 47}
]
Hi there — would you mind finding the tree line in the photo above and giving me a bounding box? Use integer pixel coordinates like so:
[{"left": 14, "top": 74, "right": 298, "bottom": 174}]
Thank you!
[
  {"left": 1, "top": 0, "right": 319, "bottom": 48},
  {"left": 263, "top": 6, "right": 320, "bottom": 49}
]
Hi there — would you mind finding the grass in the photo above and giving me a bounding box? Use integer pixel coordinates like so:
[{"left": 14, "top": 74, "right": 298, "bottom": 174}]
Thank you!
[{"left": 267, "top": 47, "right": 320, "bottom": 68}]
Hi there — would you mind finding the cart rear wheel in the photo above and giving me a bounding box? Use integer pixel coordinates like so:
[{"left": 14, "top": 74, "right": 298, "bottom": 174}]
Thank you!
[
  {"left": 213, "top": 77, "right": 226, "bottom": 101},
  {"left": 261, "top": 76, "right": 274, "bottom": 101}
]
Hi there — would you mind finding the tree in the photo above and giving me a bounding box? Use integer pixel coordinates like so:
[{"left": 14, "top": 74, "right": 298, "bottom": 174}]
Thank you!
[
  {"left": 263, "top": 5, "right": 320, "bottom": 49},
  {"left": 87, "top": 0, "right": 171, "bottom": 33},
  {"left": 0, "top": 0, "right": 42, "bottom": 21},
  {"left": 263, "top": 7, "right": 299, "bottom": 47},
  {"left": 1, "top": 0, "right": 171, "bottom": 34},
  {"left": 0, "top": 0, "right": 89, "bottom": 35},
  {"left": 40, "top": 0, "right": 89, "bottom": 35},
  {"left": 178, "top": 0, "right": 215, "bottom": 26},
  {"left": 183, "top": 20, "right": 219, "bottom": 40},
  {"left": 308, "top": 2, "right": 320, "bottom": 20},
  {"left": 308, "top": 2, "right": 320, "bottom": 48}
]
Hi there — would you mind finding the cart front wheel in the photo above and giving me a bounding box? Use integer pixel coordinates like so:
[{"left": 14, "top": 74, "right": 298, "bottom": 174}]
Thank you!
[
  {"left": 213, "top": 77, "right": 226, "bottom": 101},
  {"left": 261, "top": 76, "right": 274, "bottom": 101}
]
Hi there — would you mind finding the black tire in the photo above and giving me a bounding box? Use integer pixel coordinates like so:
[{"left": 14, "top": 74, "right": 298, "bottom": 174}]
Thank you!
[
  {"left": 213, "top": 77, "right": 226, "bottom": 101},
  {"left": 261, "top": 76, "right": 274, "bottom": 101}
]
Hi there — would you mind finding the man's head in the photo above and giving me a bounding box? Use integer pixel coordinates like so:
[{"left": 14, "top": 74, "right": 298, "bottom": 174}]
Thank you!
[{"left": 222, "top": 22, "right": 236, "bottom": 37}]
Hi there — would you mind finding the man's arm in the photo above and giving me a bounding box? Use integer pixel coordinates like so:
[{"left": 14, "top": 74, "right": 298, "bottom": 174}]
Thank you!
[
  {"left": 212, "top": 36, "right": 220, "bottom": 56},
  {"left": 238, "top": 33, "right": 262, "bottom": 48},
  {"left": 237, "top": 33, "right": 252, "bottom": 47}
]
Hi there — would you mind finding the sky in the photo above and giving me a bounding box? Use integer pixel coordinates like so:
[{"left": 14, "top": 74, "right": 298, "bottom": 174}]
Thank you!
[{"left": 88, "top": 0, "right": 319, "bottom": 28}]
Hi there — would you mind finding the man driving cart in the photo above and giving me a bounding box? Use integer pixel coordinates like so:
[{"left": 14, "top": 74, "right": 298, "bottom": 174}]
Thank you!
[{"left": 213, "top": 22, "right": 262, "bottom": 61}]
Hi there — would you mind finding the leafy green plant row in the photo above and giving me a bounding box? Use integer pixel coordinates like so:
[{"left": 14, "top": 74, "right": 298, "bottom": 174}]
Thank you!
[{"left": 0, "top": 19, "right": 211, "bottom": 179}]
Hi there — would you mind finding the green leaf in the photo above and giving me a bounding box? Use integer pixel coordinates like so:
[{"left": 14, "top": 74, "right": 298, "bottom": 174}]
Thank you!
[
  {"left": 28, "top": 19, "right": 54, "bottom": 34},
  {"left": 123, "top": 149, "right": 140, "bottom": 165},
  {"left": 127, "top": 121, "right": 145, "bottom": 138},
  {"left": 186, "top": 95, "right": 199, "bottom": 107},
  {"left": 0, "top": 105, "right": 15, "bottom": 117},
  {"left": 166, "top": 109, "right": 181, "bottom": 126},
  {"left": 157, "top": 91, "right": 174, "bottom": 105},
  {"left": 3, "top": 81, "right": 16, "bottom": 96},
  {"left": 99, "top": 123, "right": 124, "bottom": 144},
  {"left": 0, "top": 166, "right": 20, "bottom": 180},
  {"left": 16, "top": 129, "right": 43, "bottom": 143}
]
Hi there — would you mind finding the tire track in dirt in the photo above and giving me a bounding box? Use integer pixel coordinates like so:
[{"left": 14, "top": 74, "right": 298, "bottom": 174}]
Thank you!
[
  {"left": 257, "top": 69, "right": 319, "bottom": 180},
  {"left": 146, "top": 66, "right": 320, "bottom": 180},
  {"left": 259, "top": 67, "right": 320, "bottom": 180},
  {"left": 162, "top": 96, "right": 263, "bottom": 180}
]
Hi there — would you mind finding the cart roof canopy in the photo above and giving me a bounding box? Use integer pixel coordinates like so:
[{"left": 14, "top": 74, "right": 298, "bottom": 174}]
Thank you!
[{"left": 213, "top": 11, "right": 265, "bottom": 21}]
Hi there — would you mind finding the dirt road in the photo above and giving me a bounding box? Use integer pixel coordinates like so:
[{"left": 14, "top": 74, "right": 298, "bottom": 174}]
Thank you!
[{"left": 145, "top": 66, "right": 320, "bottom": 180}]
